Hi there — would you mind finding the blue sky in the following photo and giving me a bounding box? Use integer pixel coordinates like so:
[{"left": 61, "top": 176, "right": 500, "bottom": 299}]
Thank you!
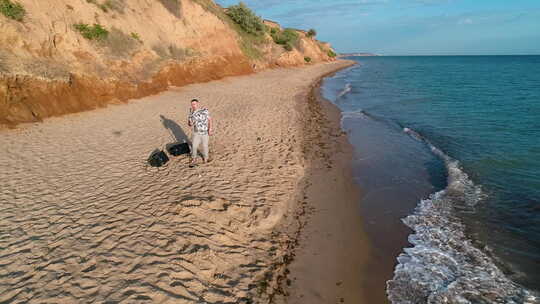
[{"left": 215, "top": 0, "right": 540, "bottom": 55}]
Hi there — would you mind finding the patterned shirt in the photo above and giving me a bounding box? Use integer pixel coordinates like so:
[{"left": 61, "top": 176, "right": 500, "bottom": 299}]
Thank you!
[{"left": 189, "top": 108, "right": 210, "bottom": 135}]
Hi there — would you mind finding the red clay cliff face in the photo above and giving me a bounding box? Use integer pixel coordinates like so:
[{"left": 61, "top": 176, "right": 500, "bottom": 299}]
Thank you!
[
  {"left": 0, "top": 55, "right": 252, "bottom": 126},
  {"left": 0, "top": 0, "right": 335, "bottom": 127}
]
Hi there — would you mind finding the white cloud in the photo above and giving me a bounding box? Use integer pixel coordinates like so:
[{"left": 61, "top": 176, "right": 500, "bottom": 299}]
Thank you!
[{"left": 458, "top": 17, "right": 473, "bottom": 25}]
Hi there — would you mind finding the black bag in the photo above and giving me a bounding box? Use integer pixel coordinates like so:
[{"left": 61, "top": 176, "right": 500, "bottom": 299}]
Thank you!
[
  {"left": 148, "top": 149, "right": 169, "bottom": 167},
  {"left": 167, "top": 142, "right": 190, "bottom": 156}
]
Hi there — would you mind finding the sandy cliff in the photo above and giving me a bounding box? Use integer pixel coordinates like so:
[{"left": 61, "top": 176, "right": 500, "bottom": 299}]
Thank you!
[{"left": 0, "top": 0, "right": 336, "bottom": 126}]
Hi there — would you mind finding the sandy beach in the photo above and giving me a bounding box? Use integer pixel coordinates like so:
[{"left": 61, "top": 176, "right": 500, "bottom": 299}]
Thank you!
[
  {"left": 0, "top": 60, "right": 369, "bottom": 303},
  {"left": 279, "top": 75, "right": 375, "bottom": 304}
]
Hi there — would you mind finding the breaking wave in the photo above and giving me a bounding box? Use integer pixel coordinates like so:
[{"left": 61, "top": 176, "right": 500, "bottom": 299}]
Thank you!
[
  {"left": 386, "top": 127, "right": 537, "bottom": 304},
  {"left": 337, "top": 83, "right": 352, "bottom": 98}
]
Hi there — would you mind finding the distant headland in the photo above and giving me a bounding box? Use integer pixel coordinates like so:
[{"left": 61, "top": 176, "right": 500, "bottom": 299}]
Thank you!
[{"left": 339, "top": 52, "right": 380, "bottom": 57}]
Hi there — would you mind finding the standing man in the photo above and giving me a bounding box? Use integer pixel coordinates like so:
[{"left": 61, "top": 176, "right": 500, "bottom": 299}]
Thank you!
[{"left": 188, "top": 98, "right": 212, "bottom": 165}]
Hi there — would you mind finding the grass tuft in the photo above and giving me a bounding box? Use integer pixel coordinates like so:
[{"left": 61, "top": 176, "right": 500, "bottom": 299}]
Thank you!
[
  {"left": 74, "top": 23, "right": 109, "bottom": 41},
  {"left": 130, "top": 32, "right": 142, "bottom": 43}
]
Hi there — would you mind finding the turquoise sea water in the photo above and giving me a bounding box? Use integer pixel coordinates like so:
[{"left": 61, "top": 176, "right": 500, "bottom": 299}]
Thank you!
[{"left": 322, "top": 56, "right": 539, "bottom": 303}]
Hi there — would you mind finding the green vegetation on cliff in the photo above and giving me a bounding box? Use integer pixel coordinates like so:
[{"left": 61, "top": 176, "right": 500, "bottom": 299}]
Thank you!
[
  {"left": 0, "top": 0, "right": 25, "bottom": 21},
  {"left": 327, "top": 49, "right": 337, "bottom": 57},
  {"left": 74, "top": 23, "right": 109, "bottom": 41},
  {"left": 271, "top": 28, "right": 299, "bottom": 52},
  {"left": 73, "top": 24, "right": 144, "bottom": 58},
  {"left": 224, "top": 2, "right": 267, "bottom": 59},
  {"left": 130, "top": 32, "right": 142, "bottom": 43},
  {"left": 226, "top": 2, "right": 265, "bottom": 36}
]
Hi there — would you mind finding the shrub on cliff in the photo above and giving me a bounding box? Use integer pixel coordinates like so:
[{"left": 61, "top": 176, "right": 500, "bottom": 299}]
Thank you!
[
  {"left": 226, "top": 2, "right": 265, "bottom": 36},
  {"left": 327, "top": 49, "right": 337, "bottom": 57},
  {"left": 307, "top": 29, "right": 317, "bottom": 38},
  {"left": 0, "top": 0, "right": 25, "bottom": 21},
  {"left": 283, "top": 43, "right": 293, "bottom": 51},
  {"left": 74, "top": 23, "right": 109, "bottom": 41},
  {"left": 304, "top": 56, "right": 312, "bottom": 63},
  {"left": 271, "top": 28, "right": 299, "bottom": 51},
  {"left": 271, "top": 28, "right": 298, "bottom": 45}
]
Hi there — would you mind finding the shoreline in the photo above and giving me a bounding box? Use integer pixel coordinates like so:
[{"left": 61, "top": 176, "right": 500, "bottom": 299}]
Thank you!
[{"left": 277, "top": 62, "right": 386, "bottom": 303}]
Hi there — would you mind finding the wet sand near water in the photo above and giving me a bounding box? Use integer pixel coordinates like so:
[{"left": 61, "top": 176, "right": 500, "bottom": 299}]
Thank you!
[
  {"left": 279, "top": 75, "right": 377, "bottom": 304},
  {"left": 0, "top": 60, "right": 369, "bottom": 303}
]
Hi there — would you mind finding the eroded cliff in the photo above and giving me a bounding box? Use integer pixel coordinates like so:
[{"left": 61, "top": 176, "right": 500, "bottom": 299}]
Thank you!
[{"left": 0, "top": 0, "right": 336, "bottom": 126}]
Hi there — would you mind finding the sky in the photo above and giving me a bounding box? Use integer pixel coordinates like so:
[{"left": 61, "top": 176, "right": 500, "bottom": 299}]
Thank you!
[{"left": 215, "top": 0, "right": 540, "bottom": 55}]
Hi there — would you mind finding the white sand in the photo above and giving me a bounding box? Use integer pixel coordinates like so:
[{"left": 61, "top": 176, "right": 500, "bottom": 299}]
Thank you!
[{"left": 0, "top": 61, "right": 353, "bottom": 303}]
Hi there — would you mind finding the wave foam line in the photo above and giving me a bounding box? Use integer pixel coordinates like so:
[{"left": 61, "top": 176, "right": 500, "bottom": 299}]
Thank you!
[
  {"left": 386, "top": 127, "right": 537, "bottom": 304},
  {"left": 337, "top": 83, "right": 352, "bottom": 99}
]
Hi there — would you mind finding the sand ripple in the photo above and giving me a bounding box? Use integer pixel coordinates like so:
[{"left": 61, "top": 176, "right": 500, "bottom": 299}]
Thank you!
[{"left": 0, "top": 62, "right": 349, "bottom": 303}]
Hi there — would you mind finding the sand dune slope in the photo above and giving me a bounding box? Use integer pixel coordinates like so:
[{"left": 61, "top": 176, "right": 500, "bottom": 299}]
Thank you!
[{"left": 0, "top": 61, "right": 352, "bottom": 303}]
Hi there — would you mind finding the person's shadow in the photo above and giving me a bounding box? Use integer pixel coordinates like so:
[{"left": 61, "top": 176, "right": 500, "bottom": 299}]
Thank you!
[{"left": 160, "top": 115, "right": 190, "bottom": 145}]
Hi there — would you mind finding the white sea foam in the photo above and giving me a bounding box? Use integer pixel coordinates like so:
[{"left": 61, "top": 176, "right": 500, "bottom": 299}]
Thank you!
[
  {"left": 386, "top": 128, "right": 536, "bottom": 304},
  {"left": 337, "top": 83, "right": 352, "bottom": 98}
]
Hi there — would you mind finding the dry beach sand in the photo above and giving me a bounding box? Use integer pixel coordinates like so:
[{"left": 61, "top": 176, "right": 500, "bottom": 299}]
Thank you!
[{"left": 0, "top": 60, "right": 372, "bottom": 303}]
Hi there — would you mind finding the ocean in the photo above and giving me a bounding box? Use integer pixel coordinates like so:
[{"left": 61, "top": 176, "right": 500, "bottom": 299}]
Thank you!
[{"left": 321, "top": 56, "right": 539, "bottom": 303}]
